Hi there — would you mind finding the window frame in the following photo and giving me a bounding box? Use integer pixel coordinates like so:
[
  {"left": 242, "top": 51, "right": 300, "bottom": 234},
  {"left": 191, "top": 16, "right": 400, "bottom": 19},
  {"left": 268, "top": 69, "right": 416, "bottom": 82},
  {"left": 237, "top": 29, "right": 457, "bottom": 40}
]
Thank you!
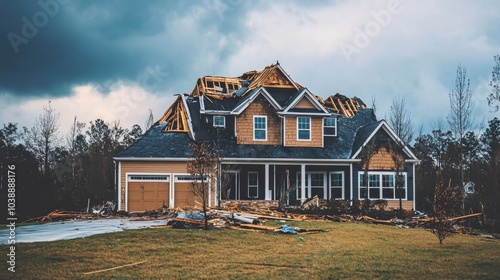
[
  {"left": 253, "top": 115, "right": 267, "bottom": 141},
  {"left": 213, "top": 116, "right": 225, "bottom": 128},
  {"left": 323, "top": 117, "right": 337, "bottom": 137},
  {"left": 247, "top": 171, "right": 259, "bottom": 198},
  {"left": 297, "top": 116, "right": 311, "bottom": 141},
  {"left": 296, "top": 171, "right": 327, "bottom": 199},
  {"left": 329, "top": 171, "right": 344, "bottom": 200},
  {"left": 358, "top": 172, "right": 407, "bottom": 200}
]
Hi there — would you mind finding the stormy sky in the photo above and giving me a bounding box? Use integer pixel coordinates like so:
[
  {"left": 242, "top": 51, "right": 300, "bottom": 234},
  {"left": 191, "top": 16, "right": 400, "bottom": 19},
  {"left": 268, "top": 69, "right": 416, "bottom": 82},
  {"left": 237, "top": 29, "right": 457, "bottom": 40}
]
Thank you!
[{"left": 1, "top": 0, "right": 499, "bottom": 138}]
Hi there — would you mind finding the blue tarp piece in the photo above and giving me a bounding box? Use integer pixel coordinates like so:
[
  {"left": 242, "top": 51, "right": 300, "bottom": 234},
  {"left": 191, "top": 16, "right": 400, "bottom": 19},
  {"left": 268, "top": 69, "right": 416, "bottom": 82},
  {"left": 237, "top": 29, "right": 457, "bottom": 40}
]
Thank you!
[{"left": 280, "top": 225, "right": 297, "bottom": 234}]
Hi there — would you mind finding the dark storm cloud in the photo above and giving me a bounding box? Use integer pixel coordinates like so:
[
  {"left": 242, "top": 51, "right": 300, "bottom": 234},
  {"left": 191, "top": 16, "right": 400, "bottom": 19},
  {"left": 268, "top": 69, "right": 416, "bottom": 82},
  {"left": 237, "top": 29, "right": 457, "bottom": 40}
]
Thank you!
[{"left": 0, "top": 0, "right": 254, "bottom": 98}]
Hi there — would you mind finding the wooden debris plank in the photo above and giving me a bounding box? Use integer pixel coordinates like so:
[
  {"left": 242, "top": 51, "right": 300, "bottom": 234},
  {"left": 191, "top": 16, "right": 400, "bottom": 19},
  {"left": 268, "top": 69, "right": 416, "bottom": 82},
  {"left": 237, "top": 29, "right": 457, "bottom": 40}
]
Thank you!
[
  {"left": 169, "top": 217, "right": 205, "bottom": 225},
  {"left": 226, "top": 225, "right": 262, "bottom": 232},
  {"left": 216, "top": 210, "right": 302, "bottom": 221},
  {"left": 447, "top": 213, "right": 482, "bottom": 221},
  {"left": 239, "top": 224, "right": 279, "bottom": 231},
  {"left": 83, "top": 261, "right": 146, "bottom": 275}
]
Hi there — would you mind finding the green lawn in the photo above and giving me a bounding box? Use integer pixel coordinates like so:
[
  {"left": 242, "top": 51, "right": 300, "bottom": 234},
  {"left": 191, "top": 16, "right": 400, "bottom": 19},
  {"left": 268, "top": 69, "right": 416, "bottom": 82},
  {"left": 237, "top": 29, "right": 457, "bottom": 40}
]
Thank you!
[{"left": 1, "top": 221, "right": 499, "bottom": 279}]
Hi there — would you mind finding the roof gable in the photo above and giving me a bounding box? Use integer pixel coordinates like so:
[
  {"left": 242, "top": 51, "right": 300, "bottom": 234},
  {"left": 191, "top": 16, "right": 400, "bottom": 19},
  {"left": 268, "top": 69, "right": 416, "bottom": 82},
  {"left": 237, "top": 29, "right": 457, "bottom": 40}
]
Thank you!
[
  {"left": 351, "top": 120, "right": 418, "bottom": 160},
  {"left": 231, "top": 87, "right": 281, "bottom": 115},
  {"left": 280, "top": 88, "right": 330, "bottom": 116}
]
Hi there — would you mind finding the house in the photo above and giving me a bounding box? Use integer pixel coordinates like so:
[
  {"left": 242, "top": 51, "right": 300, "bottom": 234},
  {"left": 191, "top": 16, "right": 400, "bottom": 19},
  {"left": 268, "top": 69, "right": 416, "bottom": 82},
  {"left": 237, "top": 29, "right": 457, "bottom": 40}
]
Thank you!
[{"left": 114, "top": 62, "right": 420, "bottom": 212}]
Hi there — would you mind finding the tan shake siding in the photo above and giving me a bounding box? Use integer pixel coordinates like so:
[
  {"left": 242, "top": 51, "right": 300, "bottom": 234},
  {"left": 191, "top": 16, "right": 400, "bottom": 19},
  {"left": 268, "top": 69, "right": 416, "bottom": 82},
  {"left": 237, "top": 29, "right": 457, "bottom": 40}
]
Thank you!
[
  {"left": 284, "top": 117, "right": 323, "bottom": 147},
  {"left": 236, "top": 99, "right": 281, "bottom": 145},
  {"left": 368, "top": 147, "right": 402, "bottom": 170},
  {"left": 119, "top": 161, "right": 216, "bottom": 210},
  {"left": 294, "top": 97, "right": 316, "bottom": 109}
]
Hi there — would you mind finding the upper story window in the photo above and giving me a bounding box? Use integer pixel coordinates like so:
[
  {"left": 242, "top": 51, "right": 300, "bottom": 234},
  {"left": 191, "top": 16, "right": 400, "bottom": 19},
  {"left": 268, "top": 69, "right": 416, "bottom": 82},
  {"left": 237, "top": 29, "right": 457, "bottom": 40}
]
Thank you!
[
  {"left": 297, "top": 117, "right": 311, "bottom": 140},
  {"left": 324, "top": 117, "right": 337, "bottom": 137},
  {"left": 213, "top": 116, "right": 225, "bottom": 128},
  {"left": 253, "top": 116, "right": 267, "bottom": 140}
]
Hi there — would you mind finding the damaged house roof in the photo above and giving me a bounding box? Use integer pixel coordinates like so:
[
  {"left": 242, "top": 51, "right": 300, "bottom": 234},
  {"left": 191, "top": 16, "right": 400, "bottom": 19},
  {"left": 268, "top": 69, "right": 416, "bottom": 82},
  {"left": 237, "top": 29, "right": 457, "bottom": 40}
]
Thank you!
[{"left": 118, "top": 62, "right": 378, "bottom": 160}]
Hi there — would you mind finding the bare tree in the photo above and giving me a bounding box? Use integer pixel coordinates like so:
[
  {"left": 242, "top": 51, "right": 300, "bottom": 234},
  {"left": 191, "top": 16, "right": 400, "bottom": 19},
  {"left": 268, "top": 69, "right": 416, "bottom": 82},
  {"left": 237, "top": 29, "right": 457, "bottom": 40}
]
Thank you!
[
  {"left": 24, "top": 102, "right": 60, "bottom": 175},
  {"left": 488, "top": 55, "right": 500, "bottom": 111},
  {"left": 388, "top": 95, "right": 413, "bottom": 144},
  {"left": 387, "top": 95, "right": 413, "bottom": 211},
  {"left": 187, "top": 141, "right": 216, "bottom": 230},
  {"left": 360, "top": 138, "right": 377, "bottom": 214},
  {"left": 448, "top": 65, "right": 475, "bottom": 141},
  {"left": 447, "top": 64, "right": 475, "bottom": 212},
  {"left": 66, "top": 117, "right": 86, "bottom": 178}
]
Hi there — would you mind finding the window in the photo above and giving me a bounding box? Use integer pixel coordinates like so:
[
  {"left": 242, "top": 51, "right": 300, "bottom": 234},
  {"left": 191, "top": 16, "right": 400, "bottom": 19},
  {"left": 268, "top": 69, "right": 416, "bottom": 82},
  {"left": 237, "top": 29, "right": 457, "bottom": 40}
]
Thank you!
[
  {"left": 382, "top": 174, "right": 394, "bottom": 199},
  {"left": 253, "top": 116, "right": 267, "bottom": 140},
  {"left": 359, "top": 172, "right": 407, "bottom": 199},
  {"left": 175, "top": 175, "right": 208, "bottom": 182},
  {"left": 330, "top": 172, "right": 344, "bottom": 199},
  {"left": 248, "top": 172, "right": 258, "bottom": 198},
  {"left": 129, "top": 175, "right": 169, "bottom": 181},
  {"left": 296, "top": 172, "right": 327, "bottom": 199},
  {"left": 213, "top": 116, "right": 225, "bottom": 127},
  {"left": 310, "top": 173, "right": 325, "bottom": 198},
  {"left": 324, "top": 117, "right": 337, "bottom": 136},
  {"left": 297, "top": 117, "right": 311, "bottom": 140}
]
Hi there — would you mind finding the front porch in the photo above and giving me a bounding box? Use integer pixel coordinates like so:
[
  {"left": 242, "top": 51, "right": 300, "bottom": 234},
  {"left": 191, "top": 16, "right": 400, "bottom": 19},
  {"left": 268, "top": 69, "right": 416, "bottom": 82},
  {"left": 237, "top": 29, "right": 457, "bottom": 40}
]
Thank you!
[
  {"left": 218, "top": 162, "right": 352, "bottom": 206},
  {"left": 217, "top": 161, "right": 415, "bottom": 210}
]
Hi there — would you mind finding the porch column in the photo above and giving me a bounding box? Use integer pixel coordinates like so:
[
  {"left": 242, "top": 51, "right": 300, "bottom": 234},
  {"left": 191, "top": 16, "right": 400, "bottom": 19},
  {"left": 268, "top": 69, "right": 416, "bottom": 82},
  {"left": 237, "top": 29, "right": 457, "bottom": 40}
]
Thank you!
[
  {"left": 301, "top": 164, "right": 306, "bottom": 203},
  {"left": 265, "top": 163, "right": 270, "bottom": 200}
]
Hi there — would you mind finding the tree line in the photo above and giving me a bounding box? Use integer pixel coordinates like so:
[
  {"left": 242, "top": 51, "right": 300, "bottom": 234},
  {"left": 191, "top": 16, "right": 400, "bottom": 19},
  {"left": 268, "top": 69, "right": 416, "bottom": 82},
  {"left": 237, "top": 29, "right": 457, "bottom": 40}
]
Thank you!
[
  {"left": 391, "top": 57, "right": 500, "bottom": 232},
  {"left": 0, "top": 104, "right": 144, "bottom": 220}
]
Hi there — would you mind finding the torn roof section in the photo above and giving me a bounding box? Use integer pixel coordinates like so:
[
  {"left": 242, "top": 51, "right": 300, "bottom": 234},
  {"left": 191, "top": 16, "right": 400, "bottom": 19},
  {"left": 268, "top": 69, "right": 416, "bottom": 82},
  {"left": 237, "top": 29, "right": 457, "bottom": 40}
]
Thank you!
[{"left": 160, "top": 62, "right": 367, "bottom": 134}]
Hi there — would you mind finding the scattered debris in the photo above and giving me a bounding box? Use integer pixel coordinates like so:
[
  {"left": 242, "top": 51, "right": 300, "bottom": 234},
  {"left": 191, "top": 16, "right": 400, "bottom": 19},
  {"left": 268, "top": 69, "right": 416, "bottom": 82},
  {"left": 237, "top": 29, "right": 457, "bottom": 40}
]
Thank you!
[
  {"left": 301, "top": 195, "right": 319, "bottom": 209},
  {"left": 19, "top": 203, "right": 487, "bottom": 239}
]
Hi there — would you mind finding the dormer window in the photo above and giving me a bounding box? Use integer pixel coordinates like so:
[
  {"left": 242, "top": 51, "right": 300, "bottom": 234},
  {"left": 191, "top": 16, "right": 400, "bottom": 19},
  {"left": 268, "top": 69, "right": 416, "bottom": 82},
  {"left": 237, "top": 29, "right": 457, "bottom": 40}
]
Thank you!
[
  {"left": 324, "top": 117, "right": 337, "bottom": 137},
  {"left": 213, "top": 116, "right": 225, "bottom": 128}
]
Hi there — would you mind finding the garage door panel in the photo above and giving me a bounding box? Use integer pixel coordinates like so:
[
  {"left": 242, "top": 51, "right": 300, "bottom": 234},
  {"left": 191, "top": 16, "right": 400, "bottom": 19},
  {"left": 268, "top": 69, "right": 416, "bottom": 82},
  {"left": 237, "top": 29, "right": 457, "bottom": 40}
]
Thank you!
[
  {"left": 128, "top": 181, "right": 169, "bottom": 212},
  {"left": 174, "top": 182, "right": 205, "bottom": 208}
]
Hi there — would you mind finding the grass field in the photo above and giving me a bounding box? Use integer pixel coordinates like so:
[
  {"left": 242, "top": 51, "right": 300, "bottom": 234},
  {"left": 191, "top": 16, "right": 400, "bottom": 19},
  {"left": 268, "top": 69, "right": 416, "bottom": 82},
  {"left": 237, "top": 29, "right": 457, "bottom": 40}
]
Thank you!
[{"left": 1, "top": 220, "right": 499, "bottom": 279}]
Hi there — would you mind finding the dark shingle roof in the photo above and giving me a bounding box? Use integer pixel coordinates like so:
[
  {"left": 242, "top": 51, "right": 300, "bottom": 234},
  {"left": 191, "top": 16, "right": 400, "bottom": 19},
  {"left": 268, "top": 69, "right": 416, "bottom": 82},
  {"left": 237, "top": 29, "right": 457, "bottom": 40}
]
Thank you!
[
  {"left": 266, "top": 87, "right": 299, "bottom": 107},
  {"left": 202, "top": 95, "right": 241, "bottom": 111},
  {"left": 117, "top": 124, "right": 194, "bottom": 158},
  {"left": 117, "top": 108, "right": 378, "bottom": 160},
  {"left": 350, "top": 120, "right": 384, "bottom": 158}
]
